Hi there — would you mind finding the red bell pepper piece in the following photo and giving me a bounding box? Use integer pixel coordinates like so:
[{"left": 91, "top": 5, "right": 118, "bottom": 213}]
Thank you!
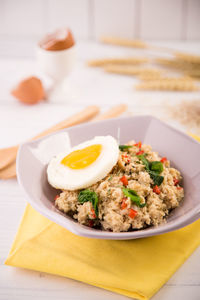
[
  {"left": 173, "top": 178, "right": 179, "bottom": 186},
  {"left": 153, "top": 185, "right": 161, "bottom": 195},
  {"left": 129, "top": 208, "right": 137, "bottom": 219},
  {"left": 91, "top": 208, "right": 96, "bottom": 219},
  {"left": 121, "top": 198, "right": 128, "bottom": 209},
  {"left": 120, "top": 175, "right": 128, "bottom": 186},
  {"left": 160, "top": 157, "right": 167, "bottom": 163},
  {"left": 136, "top": 150, "right": 144, "bottom": 155},
  {"left": 134, "top": 141, "right": 142, "bottom": 148}
]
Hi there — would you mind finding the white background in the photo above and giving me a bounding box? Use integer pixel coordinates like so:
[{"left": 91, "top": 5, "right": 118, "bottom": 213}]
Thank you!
[{"left": 0, "top": 0, "right": 200, "bottom": 41}]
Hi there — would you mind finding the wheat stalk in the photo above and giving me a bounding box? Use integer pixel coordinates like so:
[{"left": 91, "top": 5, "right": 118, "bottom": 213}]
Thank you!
[
  {"left": 104, "top": 64, "right": 162, "bottom": 77},
  {"left": 100, "top": 36, "right": 200, "bottom": 67},
  {"left": 137, "top": 73, "right": 164, "bottom": 81},
  {"left": 100, "top": 36, "right": 147, "bottom": 48},
  {"left": 184, "top": 69, "right": 200, "bottom": 79},
  {"left": 136, "top": 78, "right": 199, "bottom": 91},
  {"left": 87, "top": 57, "right": 148, "bottom": 67},
  {"left": 155, "top": 58, "right": 200, "bottom": 72},
  {"left": 175, "top": 52, "right": 200, "bottom": 64}
]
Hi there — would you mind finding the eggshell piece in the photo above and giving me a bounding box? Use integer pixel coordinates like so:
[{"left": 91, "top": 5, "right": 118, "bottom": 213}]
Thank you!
[
  {"left": 39, "top": 28, "right": 75, "bottom": 51},
  {"left": 11, "top": 76, "right": 45, "bottom": 104}
]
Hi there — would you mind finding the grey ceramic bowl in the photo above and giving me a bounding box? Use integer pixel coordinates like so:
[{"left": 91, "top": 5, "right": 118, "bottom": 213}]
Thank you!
[{"left": 17, "top": 116, "right": 200, "bottom": 240}]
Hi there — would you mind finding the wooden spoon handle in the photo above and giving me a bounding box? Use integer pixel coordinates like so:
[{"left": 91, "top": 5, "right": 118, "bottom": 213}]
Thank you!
[
  {"left": 93, "top": 104, "right": 127, "bottom": 121},
  {"left": 0, "top": 162, "right": 16, "bottom": 180},
  {"left": 0, "top": 146, "right": 18, "bottom": 170},
  {"left": 33, "top": 105, "right": 99, "bottom": 140}
]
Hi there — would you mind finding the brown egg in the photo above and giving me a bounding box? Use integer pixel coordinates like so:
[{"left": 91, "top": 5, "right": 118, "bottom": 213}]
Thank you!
[
  {"left": 11, "top": 76, "right": 45, "bottom": 104},
  {"left": 39, "top": 28, "right": 75, "bottom": 51}
]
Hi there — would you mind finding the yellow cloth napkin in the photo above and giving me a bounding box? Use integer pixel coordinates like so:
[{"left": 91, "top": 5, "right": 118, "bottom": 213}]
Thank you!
[{"left": 5, "top": 135, "right": 200, "bottom": 300}]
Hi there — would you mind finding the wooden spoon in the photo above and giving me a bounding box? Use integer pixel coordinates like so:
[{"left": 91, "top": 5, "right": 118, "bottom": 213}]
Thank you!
[
  {"left": 0, "top": 105, "right": 99, "bottom": 170},
  {"left": 0, "top": 146, "right": 18, "bottom": 170},
  {"left": 93, "top": 104, "right": 127, "bottom": 121},
  {"left": 0, "top": 162, "right": 16, "bottom": 180},
  {"left": 0, "top": 104, "right": 127, "bottom": 179}
]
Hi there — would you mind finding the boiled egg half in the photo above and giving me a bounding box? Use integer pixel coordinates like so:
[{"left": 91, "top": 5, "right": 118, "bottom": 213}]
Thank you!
[{"left": 47, "top": 136, "right": 119, "bottom": 190}]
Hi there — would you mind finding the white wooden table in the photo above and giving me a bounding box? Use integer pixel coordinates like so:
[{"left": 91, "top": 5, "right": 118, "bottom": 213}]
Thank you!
[{"left": 0, "top": 40, "right": 200, "bottom": 300}]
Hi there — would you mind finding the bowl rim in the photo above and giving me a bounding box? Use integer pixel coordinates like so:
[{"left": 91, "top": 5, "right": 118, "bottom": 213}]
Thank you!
[{"left": 16, "top": 115, "right": 200, "bottom": 240}]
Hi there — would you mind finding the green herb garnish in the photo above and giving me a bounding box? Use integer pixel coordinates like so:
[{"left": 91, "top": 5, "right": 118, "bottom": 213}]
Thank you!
[
  {"left": 138, "top": 154, "right": 149, "bottom": 169},
  {"left": 149, "top": 161, "right": 163, "bottom": 174},
  {"left": 119, "top": 145, "right": 132, "bottom": 151},
  {"left": 78, "top": 189, "right": 99, "bottom": 217},
  {"left": 122, "top": 187, "right": 146, "bottom": 207},
  {"left": 149, "top": 171, "right": 164, "bottom": 186},
  {"left": 138, "top": 154, "right": 164, "bottom": 186}
]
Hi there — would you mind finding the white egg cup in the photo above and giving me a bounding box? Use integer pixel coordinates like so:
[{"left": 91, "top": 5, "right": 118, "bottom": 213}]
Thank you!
[{"left": 36, "top": 45, "right": 76, "bottom": 103}]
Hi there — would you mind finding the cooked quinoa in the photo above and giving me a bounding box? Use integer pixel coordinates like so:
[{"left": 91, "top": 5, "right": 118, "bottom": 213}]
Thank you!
[{"left": 55, "top": 141, "right": 184, "bottom": 232}]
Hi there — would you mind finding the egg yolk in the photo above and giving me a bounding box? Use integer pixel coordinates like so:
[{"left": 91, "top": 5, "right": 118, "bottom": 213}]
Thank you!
[{"left": 61, "top": 144, "right": 102, "bottom": 169}]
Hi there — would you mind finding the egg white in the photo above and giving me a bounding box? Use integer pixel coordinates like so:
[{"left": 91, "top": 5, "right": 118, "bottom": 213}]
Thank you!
[{"left": 47, "top": 135, "right": 119, "bottom": 190}]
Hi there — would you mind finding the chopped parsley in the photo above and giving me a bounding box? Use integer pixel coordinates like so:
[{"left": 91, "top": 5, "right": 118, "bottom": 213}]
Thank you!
[
  {"left": 149, "top": 161, "right": 163, "bottom": 174},
  {"left": 119, "top": 145, "right": 132, "bottom": 151},
  {"left": 122, "top": 187, "right": 146, "bottom": 207},
  {"left": 138, "top": 154, "right": 164, "bottom": 186},
  {"left": 78, "top": 189, "right": 99, "bottom": 217}
]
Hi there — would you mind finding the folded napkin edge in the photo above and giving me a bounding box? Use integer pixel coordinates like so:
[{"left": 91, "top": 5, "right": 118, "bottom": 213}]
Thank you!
[{"left": 5, "top": 257, "right": 147, "bottom": 300}]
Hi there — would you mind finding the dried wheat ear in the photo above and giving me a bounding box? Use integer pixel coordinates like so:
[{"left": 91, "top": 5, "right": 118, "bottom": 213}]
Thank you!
[
  {"left": 87, "top": 57, "right": 148, "bottom": 67},
  {"left": 100, "top": 36, "right": 147, "bottom": 48},
  {"left": 184, "top": 70, "right": 200, "bottom": 79},
  {"left": 156, "top": 58, "right": 199, "bottom": 71},
  {"left": 104, "top": 65, "right": 162, "bottom": 76},
  {"left": 157, "top": 56, "right": 200, "bottom": 69},
  {"left": 138, "top": 73, "right": 165, "bottom": 81},
  {"left": 175, "top": 52, "right": 200, "bottom": 64},
  {"left": 135, "top": 78, "right": 199, "bottom": 91}
]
